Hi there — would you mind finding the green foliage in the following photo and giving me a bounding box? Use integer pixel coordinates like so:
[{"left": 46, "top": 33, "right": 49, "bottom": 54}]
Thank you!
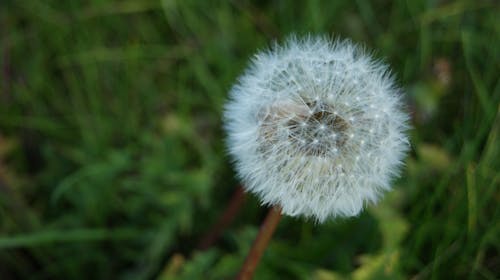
[{"left": 0, "top": 0, "right": 498, "bottom": 279}]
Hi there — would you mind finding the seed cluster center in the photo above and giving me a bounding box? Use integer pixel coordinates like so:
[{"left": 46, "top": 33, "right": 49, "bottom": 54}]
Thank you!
[
  {"left": 286, "top": 102, "right": 349, "bottom": 157},
  {"left": 259, "top": 100, "right": 351, "bottom": 158}
]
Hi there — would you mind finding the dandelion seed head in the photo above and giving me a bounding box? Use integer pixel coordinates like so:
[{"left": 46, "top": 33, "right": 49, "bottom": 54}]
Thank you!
[{"left": 224, "top": 35, "right": 409, "bottom": 222}]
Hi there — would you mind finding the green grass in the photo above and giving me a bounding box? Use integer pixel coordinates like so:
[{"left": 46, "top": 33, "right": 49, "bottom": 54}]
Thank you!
[{"left": 1, "top": 0, "right": 499, "bottom": 279}]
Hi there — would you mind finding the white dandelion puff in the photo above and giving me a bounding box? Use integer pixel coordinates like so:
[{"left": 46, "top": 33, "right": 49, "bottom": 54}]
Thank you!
[{"left": 224, "top": 35, "right": 410, "bottom": 223}]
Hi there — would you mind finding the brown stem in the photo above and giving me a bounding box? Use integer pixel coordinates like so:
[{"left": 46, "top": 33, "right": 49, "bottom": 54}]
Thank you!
[
  {"left": 236, "top": 205, "right": 282, "bottom": 280},
  {"left": 198, "top": 185, "right": 246, "bottom": 250}
]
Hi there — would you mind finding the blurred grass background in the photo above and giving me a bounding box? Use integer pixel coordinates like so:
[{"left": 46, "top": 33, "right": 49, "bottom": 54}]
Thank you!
[{"left": 0, "top": 0, "right": 499, "bottom": 279}]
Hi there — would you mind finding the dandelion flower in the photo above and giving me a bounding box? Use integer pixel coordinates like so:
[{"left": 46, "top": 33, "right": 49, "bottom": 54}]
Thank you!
[{"left": 224, "top": 35, "right": 409, "bottom": 222}]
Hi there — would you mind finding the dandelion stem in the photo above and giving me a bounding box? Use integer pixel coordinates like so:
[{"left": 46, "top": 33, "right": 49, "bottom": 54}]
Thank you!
[
  {"left": 198, "top": 185, "right": 246, "bottom": 250},
  {"left": 237, "top": 205, "right": 282, "bottom": 280}
]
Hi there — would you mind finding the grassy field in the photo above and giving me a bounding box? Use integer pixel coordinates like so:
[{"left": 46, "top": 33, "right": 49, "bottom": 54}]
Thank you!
[{"left": 1, "top": 0, "right": 499, "bottom": 279}]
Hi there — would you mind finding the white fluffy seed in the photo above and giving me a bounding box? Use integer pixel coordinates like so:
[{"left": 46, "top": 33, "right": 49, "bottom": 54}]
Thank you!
[{"left": 224, "top": 35, "right": 409, "bottom": 222}]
